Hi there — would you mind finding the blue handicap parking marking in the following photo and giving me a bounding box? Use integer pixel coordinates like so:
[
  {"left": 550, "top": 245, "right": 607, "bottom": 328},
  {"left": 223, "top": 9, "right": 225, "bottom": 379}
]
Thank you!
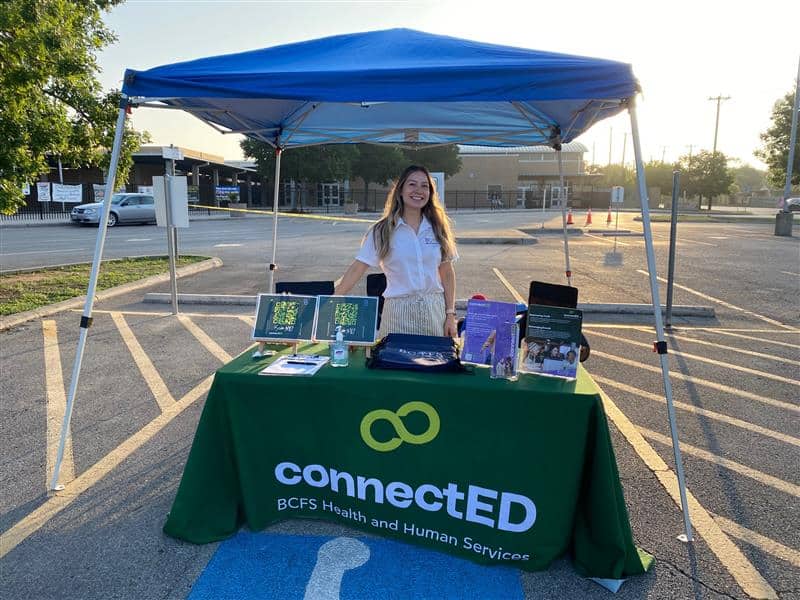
[{"left": 189, "top": 531, "right": 524, "bottom": 599}]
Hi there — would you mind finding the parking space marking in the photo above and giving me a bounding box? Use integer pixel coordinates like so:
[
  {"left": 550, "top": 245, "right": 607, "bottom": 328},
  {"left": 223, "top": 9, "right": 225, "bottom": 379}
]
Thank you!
[
  {"left": 110, "top": 312, "right": 175, "bottom": 411},
  {"left": 592, "top": 375, "right": 800, "bottom": 447},
  {"left": 125, "top": 238, "right": 152, "bottom": 242},
  {"left": 0, "top": 374, "right": 213, "bottom": 560},
  {"left": 598, "top": 386, "right": 777, "bottom": 600},
  {"left": 583, "top": 232, "right": 633, "bottom": 246},
  {"left": 635, "top": 328, "right": 800, "bottom": 366},
  {"left": 690, "top": 329, "right": 800, "bottom": 350},
  {"left": 650, "top": 233, "right": 717, "bottom": 246},
  {"left": 635, "top": 270, "right": 798, "bottom": 331},
  {"left": 592, "top": 351, "right": 799, "bottom": 413},
  {"left": 589, "top": 330, "right": 800, "bottom": 386},
  {"left": 711, "top": 513, "right": 800, "bottom": 568},
  {"left": 780, "top": 271, "right": 799, "bottom": 277},
  {"left": 89, "top": 309, "right": 248, "bottom": 319},
  {"left": 42, "top": 320, "right": 75, "bottom": 487},
  {"left": 237, "top": 316, "right": 254, "bottom": 327},
  {"left": 640, "top": 427, "right": 800, "bottom": 497},
  {"left": 177, "top": 314, "right": 233, "bottom": 363},
  {"left": 491, "top": 267, "right": 525, "bottom": 303}
]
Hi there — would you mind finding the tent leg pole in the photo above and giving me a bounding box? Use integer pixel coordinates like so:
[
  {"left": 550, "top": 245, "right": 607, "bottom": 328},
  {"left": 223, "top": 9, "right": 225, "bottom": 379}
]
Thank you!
[
  {"left": 629, "top": 98, "right": 693, "bottom": 542},
  {"left": 557, "top": 150, "right": 572, "bottom": 286},
  {"left": 49, "top": 99, "right": 129, "bottom": 491},
  {"left": 268, "top": 148, "right": 282, "bottom": 293}
]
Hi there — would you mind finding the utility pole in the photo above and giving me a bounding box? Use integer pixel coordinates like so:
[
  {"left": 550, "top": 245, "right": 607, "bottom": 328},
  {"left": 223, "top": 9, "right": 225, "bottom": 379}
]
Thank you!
[
  {"left": 661, "top": 146, "right": 667, "bottom": 163},
  {"left": 783, "top": 56, "right": 799, "bottom": 203},
  {"left": 708, "top": 94, "right": 731, "bottom": 154},
  {"left": 620, "top": 132, "right": 628, "bottom": 168},
  {"left": 608, "top": 127, "right": 613, "bottom": 166}
]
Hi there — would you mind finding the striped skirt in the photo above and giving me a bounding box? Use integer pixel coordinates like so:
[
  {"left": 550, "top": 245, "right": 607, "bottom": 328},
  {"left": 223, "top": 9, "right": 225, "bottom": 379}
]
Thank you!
[{"left": 379, "top": 292, "right": 446, "bottom": 338}]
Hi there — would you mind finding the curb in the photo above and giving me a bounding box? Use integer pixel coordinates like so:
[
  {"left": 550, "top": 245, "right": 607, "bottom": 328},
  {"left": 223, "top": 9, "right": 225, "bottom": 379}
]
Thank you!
[
  {"left": 142, "top": 293, "right": 715, "bottom": 318},
  {"left": 0, "top": 257, "right": 223, "bottom": 331},
  {"left": 457, "top": 237, "right": 537, "bottom": 245}
]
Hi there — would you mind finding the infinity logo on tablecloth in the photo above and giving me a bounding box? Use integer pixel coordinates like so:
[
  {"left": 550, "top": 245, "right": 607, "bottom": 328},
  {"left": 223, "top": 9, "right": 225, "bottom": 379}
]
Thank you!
[{"left": 360, "top": 401, "right": 440, "bottom": 452}]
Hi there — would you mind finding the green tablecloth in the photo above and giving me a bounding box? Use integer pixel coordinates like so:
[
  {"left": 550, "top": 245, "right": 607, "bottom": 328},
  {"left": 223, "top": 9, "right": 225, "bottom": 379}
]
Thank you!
[{"left": 164, "top": 344, "right": 652, "bottom": 580}]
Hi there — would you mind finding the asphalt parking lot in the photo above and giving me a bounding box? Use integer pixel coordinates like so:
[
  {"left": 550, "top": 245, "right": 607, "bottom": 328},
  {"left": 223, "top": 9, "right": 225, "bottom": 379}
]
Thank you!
[{"left": 1, "top": 210, "right": 798, "bottom": 599}]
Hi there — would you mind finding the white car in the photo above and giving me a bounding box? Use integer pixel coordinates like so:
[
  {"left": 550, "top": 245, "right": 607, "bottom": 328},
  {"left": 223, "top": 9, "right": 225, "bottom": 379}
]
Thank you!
[
  {"left": 784, "top": 197, "right": 800, "bottom": 212},
  {"left": 71, "top": 193, "right": 156, "bottom": 226}
]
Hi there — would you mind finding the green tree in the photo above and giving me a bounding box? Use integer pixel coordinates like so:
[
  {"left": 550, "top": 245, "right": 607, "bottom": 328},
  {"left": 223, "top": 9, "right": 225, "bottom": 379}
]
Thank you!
[
  {"left": 755, "top": 89, "right": 799, "bottom": 190},
  {"left": 401, "top": 145, "right": 462, "bottom": 177},
  {"left": 677, "top": 151, "right": 734, "bottom": 210},
  {"left": 729, "top": 162, "right": 767, "bottom": 194},
  {"left": 0, "top": 0, "right": 147, "bottom": 214},
  {"left": 240, "top": 141, "right": 358, "bottom": 208},
  {"left": 351, "top": 144, "right": 406, "bottom": 202}
]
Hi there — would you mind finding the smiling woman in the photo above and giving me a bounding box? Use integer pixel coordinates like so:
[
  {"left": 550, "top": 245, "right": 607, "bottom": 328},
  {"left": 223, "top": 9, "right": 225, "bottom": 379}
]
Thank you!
[{"left": 333, "top": 165, "right": 458, "bottom": 339}]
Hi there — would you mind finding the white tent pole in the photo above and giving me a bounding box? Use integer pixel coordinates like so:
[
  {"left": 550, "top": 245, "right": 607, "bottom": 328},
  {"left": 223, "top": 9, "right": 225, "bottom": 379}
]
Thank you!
[
  {"left": 556, "top": 150, "right": 573, "bottom": 286},
  {"left": 49, "top": 98, "right": 129, "bottom": 491},
  {"left": 629, "top": 97, "right": 693, "bottom": 542},
  {"left": 267, "top": 147, "right": 282, "bottom": 293}
]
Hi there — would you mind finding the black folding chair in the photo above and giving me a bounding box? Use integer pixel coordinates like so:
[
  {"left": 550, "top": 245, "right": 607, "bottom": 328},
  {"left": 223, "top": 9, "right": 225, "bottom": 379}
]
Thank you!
[
  {"left": 274, "top": 281, "right": 335, "bottom": 296},
  {"left": 366, "top": 273, "right": 387, "bottom": 330}
]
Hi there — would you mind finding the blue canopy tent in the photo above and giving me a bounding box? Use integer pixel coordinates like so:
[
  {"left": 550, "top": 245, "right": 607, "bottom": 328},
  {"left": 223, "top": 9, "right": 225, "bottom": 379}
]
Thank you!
[{"left": 52, "top": 28, "right": 692, "bottom": 546}]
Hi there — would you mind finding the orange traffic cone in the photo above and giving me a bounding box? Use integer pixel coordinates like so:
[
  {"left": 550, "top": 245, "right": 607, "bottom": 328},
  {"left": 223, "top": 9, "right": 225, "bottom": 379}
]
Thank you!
[
  {"left": 606, "top": 207, "right": 613, "bottom": 225},
  {"left": 585, "top": 207, "right": 593, "bottom": 226},
  {"left": 566, "top": 208, "right": 574, "bottom": 225}
]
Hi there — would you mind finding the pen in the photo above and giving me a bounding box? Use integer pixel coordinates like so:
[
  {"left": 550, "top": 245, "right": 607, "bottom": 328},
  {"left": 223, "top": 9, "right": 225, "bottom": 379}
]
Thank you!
[{"left": 286, "top": 360, "right": 317, "bottom": 365}]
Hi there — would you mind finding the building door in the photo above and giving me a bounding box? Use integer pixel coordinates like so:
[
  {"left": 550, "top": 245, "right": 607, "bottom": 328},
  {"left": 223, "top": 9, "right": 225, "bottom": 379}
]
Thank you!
[{"left": 319, "top": 183, "right": 340, "bottom": 207}]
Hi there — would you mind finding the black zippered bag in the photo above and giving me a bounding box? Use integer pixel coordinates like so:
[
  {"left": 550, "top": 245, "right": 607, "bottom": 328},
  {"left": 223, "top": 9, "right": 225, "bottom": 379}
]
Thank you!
[{"left": 366, "top": 334, "right": 468, "bottom": 373}]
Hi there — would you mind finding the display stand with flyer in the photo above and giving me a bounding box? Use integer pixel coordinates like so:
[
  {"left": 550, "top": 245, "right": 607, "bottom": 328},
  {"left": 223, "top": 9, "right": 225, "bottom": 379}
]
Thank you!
[
  {"left": 251, "top": 293, "right": 318, "bottom": 358},
  {"left": 460, "top": 298, "right": 518, "bottom": 367},
  {"left": 519, "top": 305, "right": 583, "bottom": 380}
]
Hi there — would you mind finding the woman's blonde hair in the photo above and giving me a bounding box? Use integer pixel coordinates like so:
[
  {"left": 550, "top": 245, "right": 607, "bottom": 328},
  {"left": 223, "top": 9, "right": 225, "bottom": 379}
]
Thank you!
[{"left": 370, "top": 165, "right": 456, "bottom": 262}]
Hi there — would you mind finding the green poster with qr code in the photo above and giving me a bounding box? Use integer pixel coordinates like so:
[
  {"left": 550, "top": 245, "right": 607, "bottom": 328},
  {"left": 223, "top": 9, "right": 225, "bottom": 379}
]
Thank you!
[
  {"left": 314, "top": 295, "right": 379, "bottom": 345},
  {"left": 252, "top": 294, "right": 318, "bottom": 342}
]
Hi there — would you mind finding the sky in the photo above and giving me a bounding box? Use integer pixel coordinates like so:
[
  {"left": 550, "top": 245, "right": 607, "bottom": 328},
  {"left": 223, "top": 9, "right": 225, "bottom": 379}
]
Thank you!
[{"left": 97, "top": 0, "right": 800, "bottom": 169}]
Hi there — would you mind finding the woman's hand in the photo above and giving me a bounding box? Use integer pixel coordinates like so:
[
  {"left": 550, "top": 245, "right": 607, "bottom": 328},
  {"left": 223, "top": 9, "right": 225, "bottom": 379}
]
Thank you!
[{"left": 444, "top": 313, "right": 458, "bottom": 337}]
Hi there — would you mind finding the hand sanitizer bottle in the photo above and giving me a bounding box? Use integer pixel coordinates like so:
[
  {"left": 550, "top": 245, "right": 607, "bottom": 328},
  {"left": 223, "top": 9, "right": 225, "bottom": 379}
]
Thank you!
[{"left": 331, "top": 326, "right": 349, "bottom": 367}]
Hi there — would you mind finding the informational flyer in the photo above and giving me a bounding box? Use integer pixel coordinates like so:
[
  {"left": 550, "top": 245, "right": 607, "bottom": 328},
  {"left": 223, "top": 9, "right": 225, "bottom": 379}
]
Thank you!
[
  {"left": 460, "top": 299, "right": 517, "bottom": 366},
  {"left": 519, "top": 304, "right": 582, "bottom": 380}
]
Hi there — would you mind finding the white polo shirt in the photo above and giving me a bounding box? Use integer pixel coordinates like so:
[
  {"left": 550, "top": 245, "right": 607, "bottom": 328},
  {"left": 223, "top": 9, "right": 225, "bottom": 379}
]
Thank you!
[{"left": 356, "top": 216, "right": 457, "bottom": 298}]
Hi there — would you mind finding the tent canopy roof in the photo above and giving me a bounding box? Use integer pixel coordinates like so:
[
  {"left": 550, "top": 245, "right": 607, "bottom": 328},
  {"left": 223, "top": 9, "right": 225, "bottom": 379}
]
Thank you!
[{"left": 122, "top": 28, "right": 639, "bottom": 148}]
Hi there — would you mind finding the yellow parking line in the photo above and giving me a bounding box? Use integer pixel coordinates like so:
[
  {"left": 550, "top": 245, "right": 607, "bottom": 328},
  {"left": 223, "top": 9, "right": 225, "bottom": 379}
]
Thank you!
[
  {"left": 636, "top": 328, "right": 800, "bottom": 366},
  {"left": 86, "top": 309, "right": 253, "bottom": 319},
  {"left": 592, "top": 375, "right": 800, "bottom": 447},
  {"left": 177, "top": 314, "right": 232, "bottom": 363},
  {"left": 640, "top": 427, "right": 800, "bottom": 497},
  {"left": 491, "top": 268, "right": 525, "bottom": 303},
  {"left": 42, "top": 321, "right": 75, "bottom": 487},
  {"left": 598, "top": 387, "right": 777, "bottom": 599},
  {"left": 593, "top": 351, "right": 799, "bottom": 413},
  {"left": 0, "top": 375, "right": 213, "bottom": 560},
  {"left": 711, "top": 513, "right": 800, "bottom": 568},
  {"left": 238, "top": 316, "right": 255, "bottom": 326},
  {"left": 110, "top": 312, "right": 175, "bottom": 411},
  {"left": 589, "top": 330, "right": 800, "bottom": 386},
  {"left": 635, "top": 270, "right": 798, "bottom": 331}
]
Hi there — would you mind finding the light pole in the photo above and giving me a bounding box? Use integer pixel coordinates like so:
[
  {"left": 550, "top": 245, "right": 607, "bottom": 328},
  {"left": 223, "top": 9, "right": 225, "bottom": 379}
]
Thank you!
[{"left": 708, "top": 95, "right": 731, "bottom": 154}]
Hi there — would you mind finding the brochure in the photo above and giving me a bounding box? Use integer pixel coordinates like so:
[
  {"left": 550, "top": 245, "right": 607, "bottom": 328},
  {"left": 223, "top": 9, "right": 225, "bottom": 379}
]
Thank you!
[
  {"left": 460, "top": 299, "right": 518, "bottom": 366},
  {"left": 519, "top": 304, "right": 582, "bottom": 380},
  {"left": 259, "top": 355, "right": 330, "bottom": 377},
  {"left": 490, "top": 320, "right": 519, "bottom": 381}
]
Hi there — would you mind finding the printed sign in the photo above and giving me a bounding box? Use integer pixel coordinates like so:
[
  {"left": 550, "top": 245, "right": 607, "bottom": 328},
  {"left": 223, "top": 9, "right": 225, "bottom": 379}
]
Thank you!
[
  {"left": 252, "top": 294, "right": 318, "bottom": 343},
  {"left": 36, "top": 182, "right": 51, "bottom": 202},
  {"left": 314, "top": 295, "right": 379, "bottom": 345},
  {"left": 611, "top": 186, "right": 625, "bottom": 204},
  {"left": 52, "top": 183, "right": 83, "bottom": 203},
  {"left": 215, "top": 186, "right": 240, "bottom": 201}
]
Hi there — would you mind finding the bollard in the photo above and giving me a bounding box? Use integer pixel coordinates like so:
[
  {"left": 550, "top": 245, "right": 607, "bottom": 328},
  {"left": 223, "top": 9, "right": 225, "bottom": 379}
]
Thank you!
[{"left": 774, "top": 212, "right": 793, "bottom": 236}]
